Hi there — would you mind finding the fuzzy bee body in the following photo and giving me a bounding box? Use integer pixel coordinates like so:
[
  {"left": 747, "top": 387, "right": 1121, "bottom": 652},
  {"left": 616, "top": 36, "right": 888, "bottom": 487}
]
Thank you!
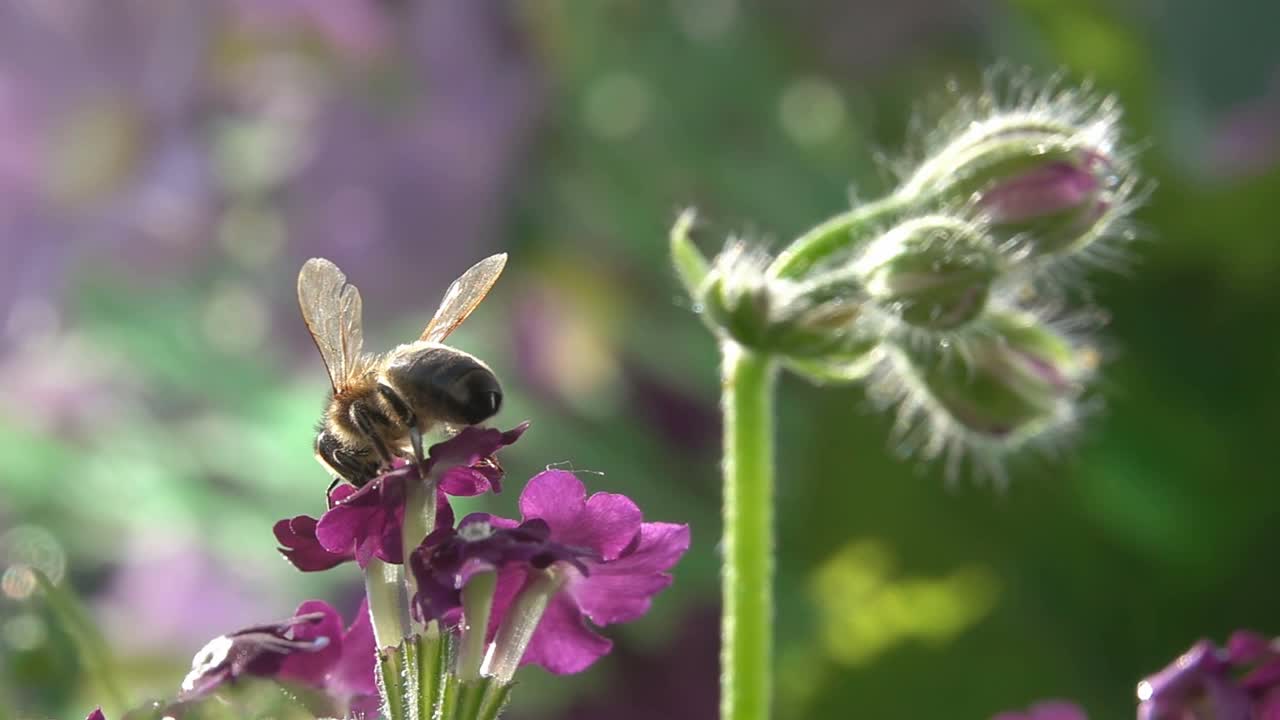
[{"left": 298, "top": 257, "right": 507, "bottom": 488}]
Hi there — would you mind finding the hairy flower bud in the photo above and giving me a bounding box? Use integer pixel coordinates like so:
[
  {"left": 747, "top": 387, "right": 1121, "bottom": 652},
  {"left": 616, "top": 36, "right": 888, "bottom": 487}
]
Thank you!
[
  {"left": 853, "top": 215, "right": 1002, "bottom": 332},
  {"left": 699, "top": 243, "right": 876, "bottom": 361},
  {"left": 977, "top": 152, "right": 1114, "bottom": 257},
  {"left": 701, "top": 244, "right": 776, "bottom": 350},
  {"left": 874, "top": 309, "right": 1095, "bottom": 476},
  {"left": 898, "top": 78, "right": 1136, "bottom": 264}
]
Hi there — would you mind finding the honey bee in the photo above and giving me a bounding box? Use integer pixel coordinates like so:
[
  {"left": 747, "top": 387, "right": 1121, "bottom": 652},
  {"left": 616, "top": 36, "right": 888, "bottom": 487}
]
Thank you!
[{"left": 297, "top": 254, "right": 507, "bottom": 487}]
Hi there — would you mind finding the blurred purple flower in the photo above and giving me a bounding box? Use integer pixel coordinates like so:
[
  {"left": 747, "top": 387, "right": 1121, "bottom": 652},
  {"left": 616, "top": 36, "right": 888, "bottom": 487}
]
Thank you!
[
  {"left": 305, "top": 424, "right": 525, "bottom": 568},
  {"left": 180, "top": 599, "right": 376, "bottom": 713},
  {"left": 1207, "top": 68, "right": 1280, "bottom": 179},
  {"left": 623, "top": 360, "right": 720, "bottom": 455},
  {"left": 97, "top": 534, "right": 287, "bottom": 653},
  {"left": 86, "top": 709, "right": 105, "bottom": 720},
  {"left": 1137, "top": 631, "right": 1280, "bottom": 719},
  {"left": 991, "top": 700, "right": 1088, "bottom": 720},
  {"left": 409, "top": 513, "right": 592, "bottom": 625},
  {"left": 286, "top": 0, "right": 544, "bottom": 322},
  {"left": 227, "top": 0, "right": 391, "bottom": 57},
  {"left": 487, "top": 470, "right": 690, "bottom": 675}
]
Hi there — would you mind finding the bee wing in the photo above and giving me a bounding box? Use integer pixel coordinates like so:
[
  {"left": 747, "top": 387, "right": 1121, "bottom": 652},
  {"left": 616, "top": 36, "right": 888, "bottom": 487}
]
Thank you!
[
  {"left": 297, "top": 258, "right": 366, "bottom": 392},
  {"left": 419, "top": 253, "right": 507, "bottom": 343}
]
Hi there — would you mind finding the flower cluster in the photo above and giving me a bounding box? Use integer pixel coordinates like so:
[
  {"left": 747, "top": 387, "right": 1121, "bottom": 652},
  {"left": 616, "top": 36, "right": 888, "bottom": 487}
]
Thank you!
[
  {"left": 177, "top": 424, "right": 689, "bottom": 719},
  {"left": 1136, "top": 631, "right": 1280, "bottom": 719},
  {"left": 987, "top": 630, "right": 1280, "bottom": 719},
  {"left": 672, "top": 72, "right": 1143, "bottom": 479}
]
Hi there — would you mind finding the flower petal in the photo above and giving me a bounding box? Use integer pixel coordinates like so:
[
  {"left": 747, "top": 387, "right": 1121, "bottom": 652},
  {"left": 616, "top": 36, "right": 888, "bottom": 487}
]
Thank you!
[
  {"left": 439, "top": 466, "right": 497, "bottom": 496},
  {"left": 428, "top": 423, "right": 528, "bottom": 495},
  {"left": 328, "top": 599, "right": 377, "bottom": 698},
  {"left": 570, "top": 522, "right": 689, "bottom": 625},
  {"left": 519, "top": 584, "right": 613, "bottom": 675},
  {"left": 518, "top": 469, "right": 586, "bottom": 525},
  {"left": 275, "top": 601, "right": 344, "bottom": 689},
  {"left": 520, "top": 470, "right": 641, "bottom": 560},
  {"left": 275, "top": 515, "right": 353, "bottom": 572}
]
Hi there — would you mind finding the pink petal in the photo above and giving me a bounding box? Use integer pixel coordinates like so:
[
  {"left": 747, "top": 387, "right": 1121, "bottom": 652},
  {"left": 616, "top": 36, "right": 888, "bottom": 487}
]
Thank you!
[
  {"left": 315, "top": 504, "right": 367, "bottom": 556},
  {"left": 1227, "top": 630, "right": 1272, "bottom": 663},
  {"left": 520, "top": 470, "right": 642, "bottom": 560},
  {"left": 274, "top": 515, "right": 352, "bottom": 571},
  {"left": 329, "top": 599, "right": 377, "bottom": 698},
  {"left": 486, "top": 565, "right": 613, "bottom": 676},
  {"left": 276, "top": 600, "right": 344, "bottom": 689},
  {"left": 570, "top": 523, "right": 689, "bottom": 625},
  {"left": 518, "top": 470, "right": 587, "bottom": 529},
  {"left": 439, "top": 466, "right": 494, "bottom": 496},
  {"left": 519, "top": 591, "right": 613, "bottom": 675}
]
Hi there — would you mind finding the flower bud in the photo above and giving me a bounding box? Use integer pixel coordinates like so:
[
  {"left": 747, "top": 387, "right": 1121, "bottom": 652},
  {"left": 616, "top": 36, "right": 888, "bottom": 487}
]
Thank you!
[
  {"left": 976, "top": 151, "right": 1118, "bottom": 259},
  {"left": 700, "top": 243, "right": 776, "bottom": 350},
  {"left": 898, "top": 84, "right": 1133, "bottom": 263},
  {"left": 877, "top": 309, "right": 1095, "bottom": 470},
  {"left": 700, "top": 243, "right": 874, "bottom": 360},
  {"left": 854, "top": 215, "right": 1001, "bottom": 332}
]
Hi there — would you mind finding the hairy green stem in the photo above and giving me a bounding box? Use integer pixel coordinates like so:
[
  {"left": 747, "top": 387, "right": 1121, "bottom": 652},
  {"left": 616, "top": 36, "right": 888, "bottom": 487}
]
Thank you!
[
  {"left": 377, "top": 647, "right": 408, "bottom": 720},
  {"left": 720, "top": 343, "right": 777, "bottom": 720},
  {"left": 458, "top": 571, "right": 498, "bottom": 683},
  {"left": 365, "top": 559, "right": 407, "bottom": 650},
  {"left": 402, "top": 469, "right": 438, "bottom": 633},
  {"left": 768, "top": 194, "right": 908, "bottom": 279}
]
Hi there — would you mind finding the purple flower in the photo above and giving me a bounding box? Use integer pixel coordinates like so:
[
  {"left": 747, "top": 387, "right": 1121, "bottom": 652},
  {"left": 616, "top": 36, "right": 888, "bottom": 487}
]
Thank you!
[
  {"left": 409, "top": 513, "right": 592, "bottom": 624},
  {"left": 486, "top": 470, "right": 691, "bottom": 675},
  {"left": 1137, "top": 632, "right": 1280, "bottom": 719},
  {"left": 991, "top": 700, "right": 1088, "bottom": 720},
  {"left": 275, "top": 514, "right": 353, "bottom": 571},
  {"left": 285, "top": 424, "right": 526, "bottom": 569},
  {"left": 180, "top": 599, "right": 376, "bottom": 712},
  {"left": 86, "top": 710, "right": 105, "bottom": 720}
]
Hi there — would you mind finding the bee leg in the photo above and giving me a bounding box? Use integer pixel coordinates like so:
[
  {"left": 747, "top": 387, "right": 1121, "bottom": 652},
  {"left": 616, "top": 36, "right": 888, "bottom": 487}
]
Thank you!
[{"left": 349, "top": 400, "right": 395, "bottom": 468}]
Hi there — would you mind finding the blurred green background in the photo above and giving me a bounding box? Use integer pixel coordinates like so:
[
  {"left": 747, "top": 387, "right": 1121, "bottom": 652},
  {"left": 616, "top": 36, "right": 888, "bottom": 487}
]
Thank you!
[{"left": 1, "top": 0, "right": 1278, "bottom": 718}]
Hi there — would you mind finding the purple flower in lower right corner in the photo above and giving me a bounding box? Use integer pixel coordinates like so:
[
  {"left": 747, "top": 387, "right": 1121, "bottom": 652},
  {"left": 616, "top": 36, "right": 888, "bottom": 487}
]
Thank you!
[
  {"left": 485, "top": 469, "right": 692, "bottom": 675},
  {"left": 1137, "top": 631, "right": 1280, "bottom": 720}
]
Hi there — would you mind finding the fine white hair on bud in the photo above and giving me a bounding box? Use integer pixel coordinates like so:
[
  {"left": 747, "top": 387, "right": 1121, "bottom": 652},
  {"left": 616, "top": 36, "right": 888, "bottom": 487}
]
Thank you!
[
  {"left": 893, "top": 67, "right": 1148, "bottom": 277},
  {"left": 863, "top": 304, "right": 1100, "bottom": 485}
]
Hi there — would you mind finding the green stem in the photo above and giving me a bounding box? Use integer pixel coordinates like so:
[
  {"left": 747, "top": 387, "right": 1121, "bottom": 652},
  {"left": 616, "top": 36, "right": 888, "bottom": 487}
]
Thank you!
[
  {"left": 458, "top": 571, "right": 498, "bottom": 683},
  {"left": 767, "top": 194, "right": 908, "bottom": 279},
  {"left": 402, "top": 468, "right": 438, "bottom": 633},
  {"left": 365, "top": 558, "right": 407, "bottom": 650},
  {"left": 476, "top": 680, "right": 513, "bottom": 720},
  {"left": 720, "top": 343, "right": 777, "bottom": 720},
  {"left": 486, "top": 569, "right": 564, "bottom": 684},
  {"left": 377, "top": 647, "right": 408, "bottom": 720},
  {"left": 417, "top": 626, "right": 443, "bottom": 720}
]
